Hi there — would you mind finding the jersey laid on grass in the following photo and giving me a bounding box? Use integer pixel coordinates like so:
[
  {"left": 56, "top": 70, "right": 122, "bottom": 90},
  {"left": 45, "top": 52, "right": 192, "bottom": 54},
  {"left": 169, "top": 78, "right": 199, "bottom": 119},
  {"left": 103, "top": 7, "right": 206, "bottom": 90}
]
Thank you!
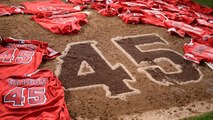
[
  {"left": 21, "top": 0, "right": 86, "bottom": 15},
  {"left": 32, "top": 12, "right": 88, "bottom": 34},
  {"left": 0, "top": 69, "right": 71, "bottom": 120},
  {"left": 0, "top": 38, "right": 61, "bottom": 79},
  {"left": 0, "top": 4, "right": 24, "bottom": 16}
]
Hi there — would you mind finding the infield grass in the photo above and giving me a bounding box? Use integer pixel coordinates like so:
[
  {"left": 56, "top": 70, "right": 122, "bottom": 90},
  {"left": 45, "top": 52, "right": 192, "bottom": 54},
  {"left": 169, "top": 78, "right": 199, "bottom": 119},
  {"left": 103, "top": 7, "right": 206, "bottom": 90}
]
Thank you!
[
  {"left": 193, "top": 0, "right": 213, "bottom": 8},
  {"left": 183, "top": 112, "right": 213, "bottom": 120}
]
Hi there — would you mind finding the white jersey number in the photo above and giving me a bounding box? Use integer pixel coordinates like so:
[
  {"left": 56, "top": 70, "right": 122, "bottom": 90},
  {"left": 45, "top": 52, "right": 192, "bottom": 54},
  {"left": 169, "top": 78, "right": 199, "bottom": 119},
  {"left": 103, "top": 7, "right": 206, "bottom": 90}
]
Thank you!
[
  {"left": 0, "top": 49, "right": 34, "bottom": 64},
  {"left": 4, "top": 87, "right": 47, "bottom": 106}
]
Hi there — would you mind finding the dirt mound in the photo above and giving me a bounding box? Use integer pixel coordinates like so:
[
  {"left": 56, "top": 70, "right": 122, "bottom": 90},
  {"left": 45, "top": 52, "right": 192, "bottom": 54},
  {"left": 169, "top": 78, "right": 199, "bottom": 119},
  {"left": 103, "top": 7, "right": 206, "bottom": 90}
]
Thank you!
[{"left": 1, "top": 1, "right": 213, "bottom": 119}]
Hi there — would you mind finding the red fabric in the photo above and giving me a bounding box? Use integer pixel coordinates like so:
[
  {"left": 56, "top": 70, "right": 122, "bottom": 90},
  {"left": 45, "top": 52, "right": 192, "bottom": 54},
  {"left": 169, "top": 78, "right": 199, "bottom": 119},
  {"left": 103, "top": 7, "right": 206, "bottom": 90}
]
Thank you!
[
  {"left": 197, "top": 19, "right": 213, "bottom": 29},
  {"left": 98, "top": 7, "right": 117, "bottom": 16},
  {"left": 0, "top": 69, "right": 71, "bottom": 120},
  {"left": 176, "top": 0, "right": 213, "bottom": 14},
  {"left": 162, "top": 0, "right": 212, "bottom": 14},
  {"left": 91, "top": 2, "right": 106, "bottom": 12},
  {"left": 32, "top": 12, "right": 88, "bottom": 34},
  {"left": 184, "top": 38, "right": 213, "bottom": 64},
  {"left": 167, "top": 28, "right": 186, "bottom": 37},
  {"left": 140, "top": 9, "right": 167, "bottom": 27},
  {"left": 0, "top": 5, "right": 24, "bottom": 16},
  {"left": 89, "top": 0, "right": 213, "bottom": 39},
  {"left": 92, "top": 3, "right": 118, "bottom": 16},
  {"left": 175, "top": 14, "right": 195, "bottom": 24},
  {"left": 191, "top": 11, "right": 213, "bottom": 20},
  {"left": 118, "top": 10, "right": 167, "bottom": 26},
  {"left": 119, "top": 1, "right": 149, "bottom": 9},
  {"left": 0, "top": 38, "right": 61, "bottom": 79},
  {"left": 118, "top": 11, "right": 143, "bottom": 24},
  {"left": 21, "top": 0, "right": 86, "bottom": 15},
  {"left": 68, "top": 0, "right": 104, "bottom": 5},
  {"left": 196, "top": 25, "right": 213, "bottom": 35},
  {"left": 151, "top": 0, "right": 180, "bottom": 12},
  {"left": 115, "top": 1, "right": 149, "bottom": 13},
  {"left": 164, "top": 20, "right": 210, "bottom": 38},
  {"left": 195, "top": 37, "right": 213, "bottom": 45},
  {"left": 0, "top": 5, "right": 11, "bottom": 16}
]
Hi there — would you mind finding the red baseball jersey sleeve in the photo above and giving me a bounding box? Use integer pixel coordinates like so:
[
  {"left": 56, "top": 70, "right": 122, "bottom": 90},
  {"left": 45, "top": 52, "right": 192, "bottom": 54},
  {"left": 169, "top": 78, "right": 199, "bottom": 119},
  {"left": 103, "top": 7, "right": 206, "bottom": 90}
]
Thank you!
[
  {"left": 0, "top": 5, "right": 24, "bottom": 16},
  {"left": 0, "top": 69, "right": 71, "bottom": 120},
  {"left": 0, "top": 5, "right": 11, "bottom": 16},
  {"left": 0, "top": 38, "right": 61, "bottom": 79}
]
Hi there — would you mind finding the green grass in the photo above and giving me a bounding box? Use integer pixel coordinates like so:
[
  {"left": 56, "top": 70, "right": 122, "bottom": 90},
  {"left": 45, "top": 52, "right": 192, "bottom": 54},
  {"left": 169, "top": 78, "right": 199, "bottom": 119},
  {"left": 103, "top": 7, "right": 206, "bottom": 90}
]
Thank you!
[
  {"left": 183, "top": 112, "right": 213, "bottom": 120},
  {"left": 193, "top": 0, "right": 213, "bottom": 8}
]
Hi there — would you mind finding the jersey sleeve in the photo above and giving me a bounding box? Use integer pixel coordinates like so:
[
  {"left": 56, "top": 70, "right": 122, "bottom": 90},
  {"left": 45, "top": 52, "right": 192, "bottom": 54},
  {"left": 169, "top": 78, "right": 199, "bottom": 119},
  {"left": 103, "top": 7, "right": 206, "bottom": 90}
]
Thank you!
[
  {"left": 0, "top": 5, "right": 11, "bottom": 16},
  {"left": 0, "top": 5, "right": 24, "bottom": 16},
  {"left": 44, "top": 47, "right": 61, "bottom": 59}
]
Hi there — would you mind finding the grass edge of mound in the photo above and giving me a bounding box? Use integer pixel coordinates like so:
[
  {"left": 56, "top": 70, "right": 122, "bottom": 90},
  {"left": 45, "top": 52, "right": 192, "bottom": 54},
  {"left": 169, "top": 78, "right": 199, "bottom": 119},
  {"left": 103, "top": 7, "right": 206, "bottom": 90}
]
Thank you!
[
  {"left": 193, "top": 0, "right": 213, "bottom": 8},
  {"left": 182, "top": 111, "right": 213, "bottom": 120}
]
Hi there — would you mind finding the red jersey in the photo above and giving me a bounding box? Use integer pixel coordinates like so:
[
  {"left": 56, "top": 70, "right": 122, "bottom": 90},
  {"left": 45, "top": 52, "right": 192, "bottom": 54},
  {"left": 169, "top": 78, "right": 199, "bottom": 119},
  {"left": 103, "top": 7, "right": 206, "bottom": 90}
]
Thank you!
[
  {"left": 184, "top": 39, "right": 213, "bottom": 64},
  {"left": 177, "top": 0, "right": 213, "bottom": 15},
  {"left": 197, "top": 19, "right": 213, "bottom": 29},
  {"left": 0, "top": 5, "right": 11, "bottom": 16},
  {"left": 118, "top": 11, "right": 143, "bottom": 24},
  {"left": 21, "top": 0, "right": 86, "bottom": 15},
  {"left": 0, "top": 38, "right": 61, "bottom": 79},
  {"left": 0, "top": 5, "right": 24, "bottom": 16},
  {"left": 88, "top": 0, "right": 213, "bottom": 40},
  {"left": 0, "top": 69, "right": 71, "bottom": 120},
  {"left": 164, "top": 20, "right": 211, "bottom": 38},
  {"left": 32, "top": 12, "right": 88, "bottom": 34},
  {"left": 68, "top": 0, "right": 104, "bottom": 5}
]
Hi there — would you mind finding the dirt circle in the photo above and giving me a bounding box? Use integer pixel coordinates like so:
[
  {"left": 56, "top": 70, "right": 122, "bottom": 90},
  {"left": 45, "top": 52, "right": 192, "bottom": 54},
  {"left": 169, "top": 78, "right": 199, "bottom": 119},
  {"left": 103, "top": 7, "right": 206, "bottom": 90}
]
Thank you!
[{"left": 1, "top": 0, "right": 213, "bottom": 119}]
